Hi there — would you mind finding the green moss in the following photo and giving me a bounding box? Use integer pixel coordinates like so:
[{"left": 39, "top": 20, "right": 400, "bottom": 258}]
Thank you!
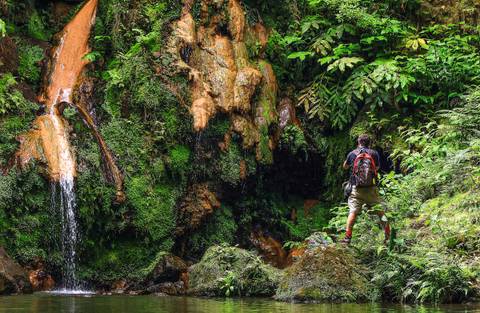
[
  {"left": 257, "top": 125, "right": 273, "bottom": 164},
  {"left": 189, "top": 245, "right": 282, "bottom": 297},
  {"left": 218, "top": 142, "right": 256, "bottom": 186},
  {"left": 127, "top": 175, "right": 176, "bottom": 246},
  {"left": 276, "top": 246, "right": 372, "bottom": 302},
  {"left": 168, "top": 145, "right": 191, "bottom": 176},
  {"left": 184, "top": 206, "right": 238, "bottom": 259},
  {"left": 205, "top": 116, "right": 230, "bottom": 138},
  {"left": 80, "top": 240, "right": 156, "bottom": 283}
]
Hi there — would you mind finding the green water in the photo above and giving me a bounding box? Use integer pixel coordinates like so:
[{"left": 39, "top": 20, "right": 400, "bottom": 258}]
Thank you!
[{"left": 0, "top": 295, "right": 479, "bottom": 313}]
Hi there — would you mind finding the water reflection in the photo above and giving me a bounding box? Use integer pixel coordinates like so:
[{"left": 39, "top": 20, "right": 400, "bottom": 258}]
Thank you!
[{"left": 0, "top": 295, "right": 477, "bottom": 313}]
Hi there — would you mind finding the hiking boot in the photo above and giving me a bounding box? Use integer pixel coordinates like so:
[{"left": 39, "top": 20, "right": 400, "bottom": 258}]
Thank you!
[{"left": 341, "top": 236, "right": 352, "bottom": 245}]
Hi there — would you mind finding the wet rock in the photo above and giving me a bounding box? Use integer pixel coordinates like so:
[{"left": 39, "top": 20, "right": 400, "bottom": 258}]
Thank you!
[
  {"left": 0, "top": 247, "right": 32, "bottom": 295},
  {"left": 170, "top": 0, "right": 279, "bottom": 163},
  {"left": 138, "top": 252, "right": 188, "bottom": 296},
  {"left": 189, "top": 245, "right": 282, "bottom": 297},
  {"left": 250, "top": 228, "right": 288, "bottom": 269},
  {"left": 233, "top": 67, "right": 262, "bottom": 112},
  {"left": 278, "top": 98, "right": 301, "bottom": 130},
  {"left": 275, "top": 245, "right": 372, "bottom": 303},
  {"left": 146, "top": 281, "right": 186, "bottom": 296},
  {"left": 176, "top": 183, "right": 221, "bottom": 236},
  {"left": 145, "top": 253, "right": 188, "bottom": 284},
  {"left": 192, "top": 96, "right": 215, "bottom": 131},
  {"left": 231, "top": 115, "right": 259, "bottom": 149},
  {"left": 29, "top": 269, "right": 55, "bottom": 292}
]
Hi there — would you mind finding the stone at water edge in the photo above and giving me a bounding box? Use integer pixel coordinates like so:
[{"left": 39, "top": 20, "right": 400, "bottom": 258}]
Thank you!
[
  {"left": 0, "top": 247, "right": 32, "bottom": 295},
  {"left": 127, "top": 252, "right": 188, "bottom": 296},
  {"left": 188, "top": 245, "right": 283, "bottom": 297},
  {"left": 275, "top": 245, "right": 372, "bottom": 303}
]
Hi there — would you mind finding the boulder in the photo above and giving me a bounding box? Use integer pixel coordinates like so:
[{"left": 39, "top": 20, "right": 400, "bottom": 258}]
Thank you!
[
  {"left": 0, "top": 247, "right": 32, "bottom": 295},
  {"left": 275, "top": 245, "right": 372, "bottom": 303},
  {"left": 144, "top": 252, "right": 188, "bottom": 284},
  {"left": 29, "top": 269, "right": 55, "bottom": 291},
  {"left": 135, "top": 252, "right": 188, "bottom": 296},
  {"left": 189, "top": 245, "right": 282, "bottom": 297}
]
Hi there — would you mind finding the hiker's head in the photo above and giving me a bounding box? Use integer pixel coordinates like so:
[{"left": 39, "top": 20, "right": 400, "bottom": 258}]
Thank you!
[{"left": 357, "top": 134, "right": 371, "bottom": 147}]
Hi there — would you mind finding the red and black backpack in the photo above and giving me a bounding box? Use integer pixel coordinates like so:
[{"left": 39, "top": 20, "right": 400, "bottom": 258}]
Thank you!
[{"left": 352, "top": 149, "right": 377, "bottom": 187}]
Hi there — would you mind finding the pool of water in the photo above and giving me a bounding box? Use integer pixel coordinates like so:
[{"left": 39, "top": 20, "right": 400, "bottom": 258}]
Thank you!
[{"left": 0, "top": 294, "right": 478, "bottom": 313}]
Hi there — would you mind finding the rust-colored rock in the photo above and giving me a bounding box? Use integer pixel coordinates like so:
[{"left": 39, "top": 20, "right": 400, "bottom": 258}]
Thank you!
[
  {"left": 250, "top": 229, "right": 288, "bottom": 269},
  {"left": 8, "top": 0, "right": 125, "bottom": 201},
  {"left": 170, "top": 0, "right": 279, "bottom": 163},
  {"left": 0, "top": 247, "right": 32, "bottom": 295},
  {"left": 176, "top": 183, "right": 221, "bottom": 236},
  {"left": 228, "top": 0, "right": 246, "bottom": 42},
  {"left": 192, "top": 96, "right": 215, "bottom": 132},
  {"left": 29, "top": 269, "right": 55, "bottom": 292},
  {"left": 38, "top": 0, "right": 98, "bottom": 110},
  {"left": 231, "top": 115, "right": 259, "bottom": 149},
  {"left": 252, "top": 23, "right": 269, "bottom": 55},
  {"left": 12, "top": 0, "right": 99, "bottom": 183},
  {"left": 233, "top": 67, "right": 262, "bottom": 112},
  {"left": 286, "top": 247, "right": 306, "bottom": 266},
  {"left": 13, "top": 114, "right": 75, "bottom": 181}
]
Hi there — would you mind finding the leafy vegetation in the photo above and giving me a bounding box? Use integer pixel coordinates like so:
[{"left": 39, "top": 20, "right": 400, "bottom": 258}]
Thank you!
[{"left": 1, "top": 0, "right": 480, "bottom": 303}]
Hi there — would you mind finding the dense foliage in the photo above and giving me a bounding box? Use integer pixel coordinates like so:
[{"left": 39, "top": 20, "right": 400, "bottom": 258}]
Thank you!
[{"left": 0, "top": 0, "right": 479, "bottom": 303}]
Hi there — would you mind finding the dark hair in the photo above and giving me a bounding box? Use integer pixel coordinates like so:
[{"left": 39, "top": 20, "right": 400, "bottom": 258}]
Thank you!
[{"left": 357, "top": 134, "right": 371, "bottom": 147}]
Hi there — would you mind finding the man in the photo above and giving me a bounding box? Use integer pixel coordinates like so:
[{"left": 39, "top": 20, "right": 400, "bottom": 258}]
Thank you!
[{"left": 342, "top": 134, "right": 390, "bottom": 244}]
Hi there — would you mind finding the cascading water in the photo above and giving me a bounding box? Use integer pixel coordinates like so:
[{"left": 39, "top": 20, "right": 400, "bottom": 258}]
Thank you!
[
  {"left": 10, "top": 0, "right": 123, "bottom": 292},
  {"left": 49, "top": 108, "right": 79, "bottom": 291},
  {"left": 40, "top": 0, "right": 98, "bottom": 293}
]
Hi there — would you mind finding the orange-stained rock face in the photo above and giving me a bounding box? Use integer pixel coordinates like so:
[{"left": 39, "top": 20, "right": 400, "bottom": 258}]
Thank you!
[
  {"left": 12, "top": 0, "right": 99, "bottom": 183},
  {"left": 234, "top": 67, "right": 262, "bottom": 112},
  {"left": 252, "top": 23, "right": 269, "bottom": 55},
  {"left": 29, "top": 269, "right": 55, "bottom": 292},
  {"left": 176, "top": 183, "right": 221, "bottom": 236},
  {"left": 39, "top": 0, "right": 98, "bottom": 110},
  {"left": 170, "top": 0, "right": 279, "bottom": 163},
  {"left": 192, "top": 96, "right": 216, "bottom": 131},
  {"left": 14, "top": 114, "right": 75, "bottom": 181},
  {"left": 250, "top": 229, "right": 289, "bottom": 269},
  {"left": 10, "top": 0, "right": 125, "bottom": 201},
  {"left": 286, "top": 247, "right": 306, "bottom": 266},
  {"left": 228, "top": 0, "right": 246, "bottom": 41}
]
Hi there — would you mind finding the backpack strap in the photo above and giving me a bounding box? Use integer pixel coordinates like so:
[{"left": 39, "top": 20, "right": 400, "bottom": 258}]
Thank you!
[{"left": 352, "top": 152, "right": 378, "bottom": 176}]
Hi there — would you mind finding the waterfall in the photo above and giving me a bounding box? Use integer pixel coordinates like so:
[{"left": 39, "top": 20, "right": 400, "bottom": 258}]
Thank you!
[
  {"left": 49, "top": 109, "right": 79, "bottom": 291},
  {"left": 41, "top": 0, "right": 98, "bottom": 293}
]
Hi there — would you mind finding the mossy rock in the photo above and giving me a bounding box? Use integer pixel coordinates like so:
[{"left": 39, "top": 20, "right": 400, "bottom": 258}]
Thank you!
[
  {"left": 275, "top": 245, "right": 372, "bottom": 303},
  {"left": 188, "top": 245, "right": 282, "bottom": 297}
]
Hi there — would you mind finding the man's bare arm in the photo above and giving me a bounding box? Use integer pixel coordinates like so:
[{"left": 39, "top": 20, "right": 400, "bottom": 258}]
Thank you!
[{"left": 343, "top": 160, "right": 350, "bottom": 170}]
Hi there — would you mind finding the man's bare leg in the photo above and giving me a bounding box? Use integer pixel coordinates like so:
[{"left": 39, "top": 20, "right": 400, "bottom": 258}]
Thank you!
[{"left": 344, "top": 212, "right": 358, "bottom": 241}]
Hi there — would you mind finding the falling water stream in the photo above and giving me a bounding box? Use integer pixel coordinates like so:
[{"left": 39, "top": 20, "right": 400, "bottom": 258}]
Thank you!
[
  {"left": 36, "top": 0, "right": 99, "bottom": 293},
  {"left": 49, "top": 109, "right": 80, "bottom": 292}
]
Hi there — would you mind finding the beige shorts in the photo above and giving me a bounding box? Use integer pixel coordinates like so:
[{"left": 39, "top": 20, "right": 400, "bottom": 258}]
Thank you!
[{"left": 348, "top": 186, "right": 384, "bottom": 214}]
